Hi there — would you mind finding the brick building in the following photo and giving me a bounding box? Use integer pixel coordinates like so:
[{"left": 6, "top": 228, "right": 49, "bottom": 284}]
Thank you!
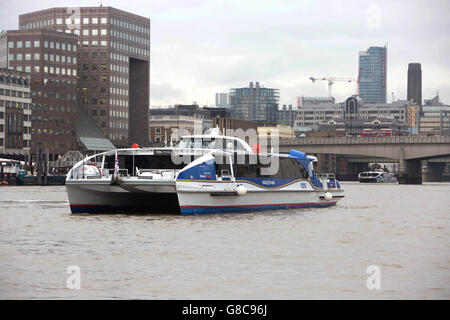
[
  {"left": 0, "top": 29, "right": 78, "bottom": 158},
  {"left": 19, "top": 6, "right": 151, "bottom": 148}
]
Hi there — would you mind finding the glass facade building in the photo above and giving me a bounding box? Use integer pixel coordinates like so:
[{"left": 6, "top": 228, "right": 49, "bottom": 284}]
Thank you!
[
  {"left": 229, "top": 82, "right": 279, "bottom": 123},
  {"left": 359, "top": 46, "right": 387, "bottom": 104}
]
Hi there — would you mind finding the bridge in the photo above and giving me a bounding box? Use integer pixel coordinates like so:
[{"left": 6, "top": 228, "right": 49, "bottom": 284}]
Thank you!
[{"left": 278, "top": 136, "right": 450, "bottom": 184}]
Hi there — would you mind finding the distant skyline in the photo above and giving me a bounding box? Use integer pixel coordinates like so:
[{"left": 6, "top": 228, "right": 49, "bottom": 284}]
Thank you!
[{"left": 1, "top": 0, "right": 449, "bottom": 106}]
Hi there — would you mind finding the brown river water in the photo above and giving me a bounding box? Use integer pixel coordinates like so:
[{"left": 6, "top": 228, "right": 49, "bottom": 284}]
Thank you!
[{"left": 0, "top": 182, "right": 449, "bottom": 299}]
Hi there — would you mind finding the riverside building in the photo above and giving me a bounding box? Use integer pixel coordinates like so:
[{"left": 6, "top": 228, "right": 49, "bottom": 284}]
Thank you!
[
  {"left": 0, "top": 29, "right": 78, "bottom": 158},
  {"left": 19, "top": 6, "right": 151, "bottom": 148},
  {"left": 0, "top": 69, "right": 32, "bottom": 158}
]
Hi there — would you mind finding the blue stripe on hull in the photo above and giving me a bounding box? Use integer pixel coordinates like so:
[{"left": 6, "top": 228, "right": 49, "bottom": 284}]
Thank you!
[{"left": 180, "top": 202, "right": 336, "bottom": 215}]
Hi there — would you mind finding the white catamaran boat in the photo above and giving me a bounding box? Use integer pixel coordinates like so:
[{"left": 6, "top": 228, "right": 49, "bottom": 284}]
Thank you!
[
  {"left": 66, "top": 130, "right": 344, "bottom": 215},
  {"left": 358, "top": 170, "right": 398, "bottom": 183}
]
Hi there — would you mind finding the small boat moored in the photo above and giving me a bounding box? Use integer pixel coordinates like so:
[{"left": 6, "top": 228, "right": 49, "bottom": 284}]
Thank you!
[{"left": 358, "top": 170, "right": 398, "bottom": 183}]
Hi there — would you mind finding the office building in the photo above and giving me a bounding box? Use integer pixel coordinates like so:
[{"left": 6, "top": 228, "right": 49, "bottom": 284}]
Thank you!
[
  {"left": 0, "top": 69, "right": 32, "bottom": 158},
  {"left": 277, "top": 104, "right": 297, "bottom": 127},
  {"left": 229, "top": 82, "right": 279, "bottom": 123},
  {"left": 359, "top": 46, "right": 387, "bottom": 104},
  {"left": 19, "top": 6, "right": 151, "bottom": 148},
  {"left": 215, "top": 93, "right": 229, "bottom": 108},
  {"left": 294, "top": 96, "right": 410, "bottom": 134},
  {"left": 419, "top": 95, "right": 450, "bottom": 136},
  {"left": 407, "top": 63, "right": 422, "bottom": 106},
  {"left": 0, "top": 29, "right": 78, "bottom": 158},
  {"left": 297, "top": 96, "right": 335, "bottom": 107}
]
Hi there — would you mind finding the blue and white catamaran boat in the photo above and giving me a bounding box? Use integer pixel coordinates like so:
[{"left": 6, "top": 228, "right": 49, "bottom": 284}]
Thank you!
[{"left": 65, "top": 130, "right": 344, "bottom": 215}]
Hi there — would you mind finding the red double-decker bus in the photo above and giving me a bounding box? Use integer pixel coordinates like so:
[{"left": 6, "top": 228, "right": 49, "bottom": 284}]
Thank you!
[{"left": 360, "top": 129, "right": 392, "bottom": 137}]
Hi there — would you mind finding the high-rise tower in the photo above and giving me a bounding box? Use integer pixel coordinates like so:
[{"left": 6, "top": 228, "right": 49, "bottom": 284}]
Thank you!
[
  {"left": 407, "top": 63, "right": 422, "bottom": 106},
  {"left": 358, "top": 46, "right": 387, "bottom": 104}
]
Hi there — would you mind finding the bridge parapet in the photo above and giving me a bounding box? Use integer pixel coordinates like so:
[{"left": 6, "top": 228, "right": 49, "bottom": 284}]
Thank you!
[{"left": 279, "top": 136, "right": 450, "bottom": 146}]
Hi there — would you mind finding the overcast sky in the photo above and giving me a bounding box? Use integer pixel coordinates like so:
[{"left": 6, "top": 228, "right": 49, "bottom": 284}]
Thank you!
[{"left": 1, "top": 0, "right": 449, "bottom": 107}]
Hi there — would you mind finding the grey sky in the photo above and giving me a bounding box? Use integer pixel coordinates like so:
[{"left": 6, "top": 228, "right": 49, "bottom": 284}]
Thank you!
[{"left": 1, "top": 0, "right": 449, "bottom": 106}]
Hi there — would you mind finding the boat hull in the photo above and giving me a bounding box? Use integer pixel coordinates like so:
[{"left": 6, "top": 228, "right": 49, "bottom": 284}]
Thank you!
[
  {"left": 66, "top": 181, "right": 179, "bottom": 214},
  {"left": 177, "top": 189, "right": 341, "bottom": 215}
]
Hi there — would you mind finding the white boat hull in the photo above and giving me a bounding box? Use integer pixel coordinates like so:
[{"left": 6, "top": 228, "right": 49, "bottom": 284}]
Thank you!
[{"left": 176, "top": 180, "right": 344, "bottom": 215}]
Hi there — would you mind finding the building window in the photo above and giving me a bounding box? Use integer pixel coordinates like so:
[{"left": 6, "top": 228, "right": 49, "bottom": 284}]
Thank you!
[
  {"left": 92, "top": 29, "right": 98, "bottom": 36},
  {"left": 56, "top": 18, "right": 63, "bottom": 24},
  {"left": 34, "top": 40, "right": 40, "bottom": 48},
  {"left": 101, "top": 17, "right": 107, "bottom": 24},
  {"left": 25, "top": 53, "right": 31, "bottom": 60},
  {"left": 34, "top": 53, "right": 40, "bottom": 60},
  {"left": 8, "top": 42, "right": 14, "bottom": 48},
  {"left": 83, "top": 29, "right": 89, "bottom": 36},
  {"left": 92, "top": 18, "right": 98, "bottom": 24},
  {"left": 83, "top": 18, "right": 89, "bottom": 24},
  {"left": 101, "top": 29, "right": 107, "bottom": 35}
]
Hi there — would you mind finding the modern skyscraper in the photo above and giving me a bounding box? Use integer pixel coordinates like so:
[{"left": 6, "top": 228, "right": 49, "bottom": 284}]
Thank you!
[
  {"left": 0, "top": 29, "right": 78, "bottom": 158},
  {"left": 19, "top": 6, "right": 151, "bottom": 148},
  {"left": 358, "top": 46, "right": 387, "bottom": 104},
  {"left": 229, "top": 82, "right": 279, "bottom": 122},
  {"left": 407, "top": 63, "right": 422, "bottom": 106}
]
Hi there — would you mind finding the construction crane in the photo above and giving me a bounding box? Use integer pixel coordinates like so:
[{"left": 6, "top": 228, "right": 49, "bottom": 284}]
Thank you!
[{"left": 309, "top": 76, "right": 355, "bottom": 98}]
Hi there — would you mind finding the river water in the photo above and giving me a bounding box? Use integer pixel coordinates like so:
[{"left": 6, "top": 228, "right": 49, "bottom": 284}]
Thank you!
[{"left": 0, "top": 182, "right": 449, "bottom": 299}]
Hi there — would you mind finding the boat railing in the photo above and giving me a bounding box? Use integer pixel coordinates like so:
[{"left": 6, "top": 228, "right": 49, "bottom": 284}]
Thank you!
[{"left": 106, "top": 168, "right": 129, "bottom": 177}]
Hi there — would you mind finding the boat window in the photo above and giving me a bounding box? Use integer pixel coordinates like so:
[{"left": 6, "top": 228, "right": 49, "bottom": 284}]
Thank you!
[
  {"left": 104, "top": 154, "right": 187, "bottom": 172},
  {"left": 202, "top": 138, "right": 216, "bottom": 149},
  {"left": 274, "top": 158, "right": 309, "bottom": 179},
  {"left": 175, "top": 137, "right": 191, "bottom": 149},
  {"left": 233, "top": 155, "right": 308, "bottom": 179}
]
